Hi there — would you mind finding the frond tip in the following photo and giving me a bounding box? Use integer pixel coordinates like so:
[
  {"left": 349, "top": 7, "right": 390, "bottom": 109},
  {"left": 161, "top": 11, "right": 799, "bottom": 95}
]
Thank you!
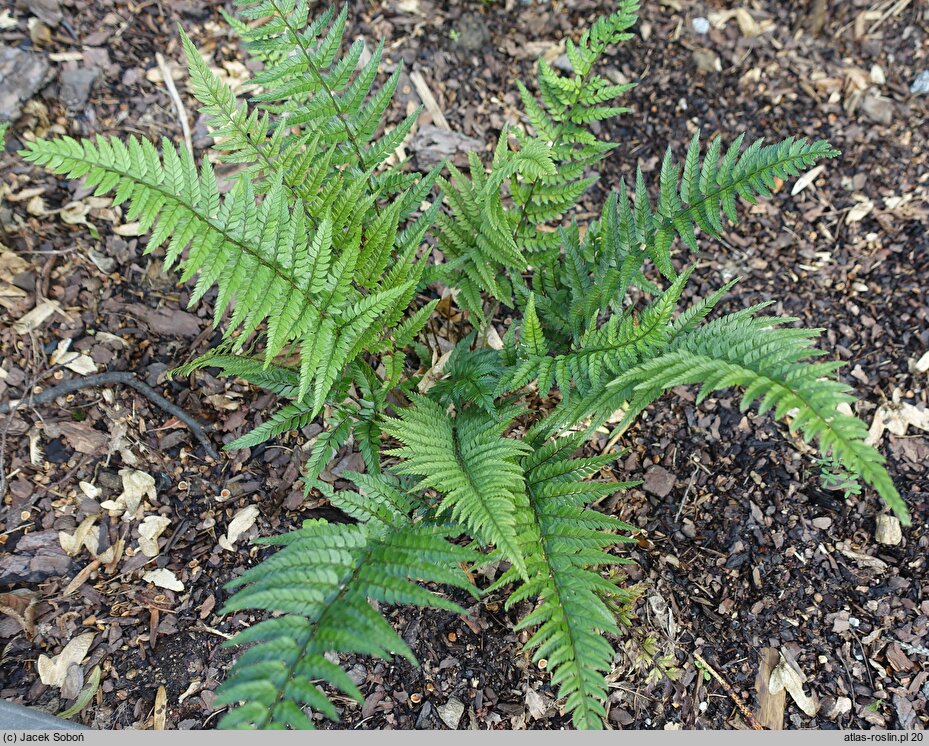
[{"left": 615, "top": 312, "right": 909, "bottom": 525}]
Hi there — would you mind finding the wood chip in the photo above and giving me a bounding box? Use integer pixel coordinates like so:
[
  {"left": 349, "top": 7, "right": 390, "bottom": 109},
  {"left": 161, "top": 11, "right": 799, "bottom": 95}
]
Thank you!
[{"left": 754, "top": 647, "right": 785, "bottom": 729}]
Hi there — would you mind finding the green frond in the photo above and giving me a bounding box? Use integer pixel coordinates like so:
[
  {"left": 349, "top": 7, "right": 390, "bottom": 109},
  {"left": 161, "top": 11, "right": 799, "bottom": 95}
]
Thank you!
[
  {"left": 383, "top": 394, "right": 531, "bottom": 579},
  {"left": 492, "top": 435, "right": 637, "bottom": 729},
  {"left": 218, "top": 472, "right": 479, "bottom": 729},
  {"left": 611, "top": 312, "right": 907, "bottom": 523}
]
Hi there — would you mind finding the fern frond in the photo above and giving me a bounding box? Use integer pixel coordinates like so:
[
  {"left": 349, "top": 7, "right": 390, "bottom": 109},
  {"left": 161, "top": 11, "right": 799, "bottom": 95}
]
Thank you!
[
  {"left": 491, "top": 435, "right": 637, "bottom": 728},
  {"left": 383, "top": 394, "right": 531, "bottom": 578},
  {"left": 218, "top": 473, "right": 478, "bottom": 729},
  {"left": 499, "top": 269, "right": 691, "bottom": 397},
  {"left": 613, "top": 312, "right": 908, "bottom": 523},
  {"left": 21, "top": 136, "right": 418, "bottom": 420},
  {"left": 652, "top": 132, "right": 840, "bottom": 258}
]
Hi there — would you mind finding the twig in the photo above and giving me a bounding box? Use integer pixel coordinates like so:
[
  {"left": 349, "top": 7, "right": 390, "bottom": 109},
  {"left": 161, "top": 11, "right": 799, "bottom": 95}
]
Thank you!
[
  {"left": 409, "top": 70, "right": 450, "bottom": 130},
  {"left": 676, "top": 467, "right": 699, "bottom": 521},
  {"left": 694, "top": 651, "right": 765, "bottom": 730},
  {"left": 0, "top": 371, "right": 220, "bottom": 460},
  {"left": 156, "top": 52, "right": 193, "bottom": 158}
]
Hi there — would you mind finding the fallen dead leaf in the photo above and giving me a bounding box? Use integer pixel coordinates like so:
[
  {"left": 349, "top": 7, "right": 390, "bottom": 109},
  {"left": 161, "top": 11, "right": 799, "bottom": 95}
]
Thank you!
[
  {"left": 846, "top": 196, "right": 875, "bottom": 224},
  {"left": 143, "top": 568, "right": 184, "bottom": 592},
  {"left": 0, "top": 589, "right": 38, "bottom": 636},
  {"left": 100, "top": 468, "right": 156, "bottom": 519},
  {"left": 866, "top": 398, "right": 929, "bottom": 446},
  {"left": 218, "top": 504, "right": 260, "bottom": 551},
  {"left": 836, "top": 541, "right": 888, "bottom": 571},
  {"left": 36, "top": 632, "right": 96, "bottom": 687},
  {"left": 138, "top": 515, "right": 172, "bottom": 557},
  {"left": 791, "top": 165, "right": 825, "bottom": 196},
  {"left": 154, "top": 685, "right": 167, "bottom": 729},
  {"left": 58, "top": 516, "right": 99, "bottom": 556},
  {"left": 12, "top": 299, "right": 63, "bottom": 334},
  {"left": 768, "top": 652, "right": 819, "bottom": 717}
]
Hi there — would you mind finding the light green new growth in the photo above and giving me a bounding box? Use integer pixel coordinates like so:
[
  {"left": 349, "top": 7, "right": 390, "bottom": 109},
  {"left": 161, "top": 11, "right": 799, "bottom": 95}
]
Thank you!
[{"left": 19, "top": 0, "right": 908, "bottom": 731}]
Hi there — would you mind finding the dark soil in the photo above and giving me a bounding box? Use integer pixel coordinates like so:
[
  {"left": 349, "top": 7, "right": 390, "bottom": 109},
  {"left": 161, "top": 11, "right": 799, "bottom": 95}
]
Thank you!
[{"left": 0, "top": 0, "right": 927, "bottom": 731}]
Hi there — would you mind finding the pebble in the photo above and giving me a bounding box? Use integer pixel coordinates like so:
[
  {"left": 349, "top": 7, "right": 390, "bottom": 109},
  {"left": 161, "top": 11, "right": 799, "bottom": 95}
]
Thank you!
[
  {"left": 59, "top": 67, "right": 99, "bottom": 109},
  {"left": 643, "top": 465, "right": 676, "bottom": 498},
  {"left": 692, "top": 17, "right": 710, "bottom": 34},
  {"left": 875, "top": 514, "right": 902, "bottom": 545},
  {"left": 860, "top": 91, "right": 894, "bottom": 125},
  {"left": 910, "top": 70, "right": 929, "bottom": 95},
  {"left": 436, "top": 696, "right": 465, "bottom": 729},
  {"left": 0, "top": 45, "right": 50, "bottom": 121},
  {"left": 812, "top": 516, "right": 833, "bottom": 530}
]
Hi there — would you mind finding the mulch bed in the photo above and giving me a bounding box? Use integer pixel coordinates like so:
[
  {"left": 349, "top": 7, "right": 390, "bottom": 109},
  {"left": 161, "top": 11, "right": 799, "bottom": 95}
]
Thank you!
[{"left": 0, "top": 0, "right": 926, "bottom": 731}]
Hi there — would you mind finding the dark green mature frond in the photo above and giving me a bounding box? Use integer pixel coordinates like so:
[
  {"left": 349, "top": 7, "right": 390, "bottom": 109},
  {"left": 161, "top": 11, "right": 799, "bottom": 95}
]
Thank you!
[
  {"left": 612, "top": 312, "right": 909, "bottom": 523},
  {"left": 383, "top": 394, "right": 531, "bottom": 578},
  {"left": 491, "top": 435, "right": 637, "bottom": 729},
  {"left": 217, "top": 473, "right": 478, "bottom": 729}
]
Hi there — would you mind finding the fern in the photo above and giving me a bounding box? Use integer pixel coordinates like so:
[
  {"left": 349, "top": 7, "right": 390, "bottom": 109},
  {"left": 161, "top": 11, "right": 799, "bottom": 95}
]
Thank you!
[
  {"left": 382, "top": 395, "right": 531, "bottom": 579},
  {"left": 610, "top": 312, "right": 906, "bottom": 520},
  {"left": 17, "top": 0, "right": 909, "bottom": 732},
  {"left": 218, "top": 472, "right": 479, "bottom": 728},
  {"left": 490, "top": 435, "right": 639, "bottom": 728}
]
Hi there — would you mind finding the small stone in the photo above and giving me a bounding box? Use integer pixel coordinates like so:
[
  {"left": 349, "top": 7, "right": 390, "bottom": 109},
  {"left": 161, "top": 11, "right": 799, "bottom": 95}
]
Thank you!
[
  {"left": 455, "top": 14, "right": 489, "bottom": 52},
  {"left": 860, "top": 91, "right": 894, "bottom": 125},
  {"left": 59, "top": 67, "right": 99, "bottom": 109},
  {"left": 692, "top": 17, "right": 710, "bottom": 34},
  {"left": 643, "top": 466, "right": 676, "bottom": 498},
  {"left": 870, "top": 64, "right": 885, "bottom": 86},
  {"left": 914, "top": 350, "right": 929, "bottom": 373},
  {"left": 436, "top": 696, "right": 465, "bottom": 729},
  {"left": 0, "top": 44, "right": 50, "bottom": 121},
  {"left": 910, "top": 70, "right": 929, "bottom": 95},
  {"left": 812, "top": 516, "right": 833, "bottom": 530},
  {"left": 875, "top": 514, "right": 902, "bottom": 546},
  {"left": 552, "top": 54, "right": 573, "bottom": 73}
]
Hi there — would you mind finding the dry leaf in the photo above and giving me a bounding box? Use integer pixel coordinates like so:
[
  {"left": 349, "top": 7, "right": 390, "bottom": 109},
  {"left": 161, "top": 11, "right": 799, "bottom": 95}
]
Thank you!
[
  {"left": 218, "top": 505, "right": 259, "bottom": 551},
  {"left": 143, "top": 568, "right": 184, "bottom": 591},
  {"left": 836, "top": 541, "right": 888, "bottom": 571},
  {"left": 59, "top": 200, "right": 90, "bottom": 226},
  {"left": 36, "top": 632, "right": 96, "bottom": 687},
  {"left": 154, "top": 685, "right": 167, "bottom": 730},
  {"left": 525, "top": 687, "right": 551, "bottom": 721},
  {"left": 138, "top": 515, "right": 172, "bottom": 558},
  {"left": 846, "top": 196, "right": 874, "bottom": 224},
  {"left": 0, "top": 590, "right": 38, "bottom": 636},
  {"left": 113, "top": 221, "right": 143, "bottom": 236},
  {"left": 791, "top": 165, "right": 825, "bottom": 196},
  {"left": 13, "top": 300, "right": 63, "bottom": 334},
  {"left": 866, "top": 399, "right": 929, "bottom": 446},
  {"left": 58, "top": 515, "right": 99, "bottom": 556},
  {"left": 768, "top": 653, "right": 819, "bottom": 716},
  {"left": 417, "top": 349, "right": 452, "bottom": 393},
  {"left": 100, "top": 468, "right": 156, "bottom": 519}
]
